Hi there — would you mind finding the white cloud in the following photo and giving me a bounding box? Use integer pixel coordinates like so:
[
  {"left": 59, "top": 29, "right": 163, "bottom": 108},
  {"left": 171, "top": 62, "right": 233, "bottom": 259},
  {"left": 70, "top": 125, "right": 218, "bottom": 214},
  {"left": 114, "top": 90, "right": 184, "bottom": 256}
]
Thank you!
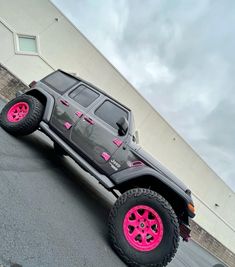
[{"left": 51, "top": 0, "right": 235, "bottom": 191}]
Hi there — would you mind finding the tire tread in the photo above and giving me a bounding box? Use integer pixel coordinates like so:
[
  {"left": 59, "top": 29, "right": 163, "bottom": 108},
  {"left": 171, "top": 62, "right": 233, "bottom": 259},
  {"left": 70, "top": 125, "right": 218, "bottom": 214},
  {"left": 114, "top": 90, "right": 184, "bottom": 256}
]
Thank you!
[
  {"left": 0, "top": 95, "right": 44, "bottom": 136},
  {"left": 109, "top": 188, "right": 179, "bottom": 267}
]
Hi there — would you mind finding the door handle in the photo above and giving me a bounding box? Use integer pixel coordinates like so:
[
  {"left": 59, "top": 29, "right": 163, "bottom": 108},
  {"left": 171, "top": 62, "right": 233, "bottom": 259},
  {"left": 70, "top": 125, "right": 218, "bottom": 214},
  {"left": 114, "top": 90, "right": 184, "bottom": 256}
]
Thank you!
[
  {"left": 60, "top": 99, "right": 69, "bottom": 106},
  {"left": 84, "top": 117, "right": 94, "bottom": 125}
]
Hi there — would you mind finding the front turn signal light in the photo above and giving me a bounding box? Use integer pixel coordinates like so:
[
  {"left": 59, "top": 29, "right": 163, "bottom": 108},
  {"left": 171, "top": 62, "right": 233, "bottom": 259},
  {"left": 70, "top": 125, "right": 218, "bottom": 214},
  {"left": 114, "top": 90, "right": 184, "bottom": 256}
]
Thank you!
[{"left": 188, "top": 203, "right": 195, "bottom": 214}]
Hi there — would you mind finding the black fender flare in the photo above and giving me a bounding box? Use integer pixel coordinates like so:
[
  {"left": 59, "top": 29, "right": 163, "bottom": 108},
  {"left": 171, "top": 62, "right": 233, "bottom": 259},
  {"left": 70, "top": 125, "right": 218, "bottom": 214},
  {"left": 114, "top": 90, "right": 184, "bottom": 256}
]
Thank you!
[
  {"left": 111, "top": 166, "right": 195, "bottom": 218},
  {"left": 25, "top": 88, "right": 55, "bottom": 123}
]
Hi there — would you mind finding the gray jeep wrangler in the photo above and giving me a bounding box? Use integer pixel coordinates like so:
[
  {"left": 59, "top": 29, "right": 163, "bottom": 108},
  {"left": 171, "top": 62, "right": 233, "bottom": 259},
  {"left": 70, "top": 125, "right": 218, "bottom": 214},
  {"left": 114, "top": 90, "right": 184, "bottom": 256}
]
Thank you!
[{"left": 0, "top": 70, "right": 195, "bottom": 267}]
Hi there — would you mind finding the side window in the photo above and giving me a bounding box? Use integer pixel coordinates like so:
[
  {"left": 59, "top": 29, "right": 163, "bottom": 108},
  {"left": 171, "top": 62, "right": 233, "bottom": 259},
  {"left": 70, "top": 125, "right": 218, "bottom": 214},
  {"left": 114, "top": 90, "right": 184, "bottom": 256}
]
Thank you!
[
  {"left": 69, "top": 85, "right": 99, "bottom": 107},
  {"left": 95, "top": 100, "right": 128, "bottom": 130},
  {"left": 42, "top": 71, "right": 77, "bottom": 93}
]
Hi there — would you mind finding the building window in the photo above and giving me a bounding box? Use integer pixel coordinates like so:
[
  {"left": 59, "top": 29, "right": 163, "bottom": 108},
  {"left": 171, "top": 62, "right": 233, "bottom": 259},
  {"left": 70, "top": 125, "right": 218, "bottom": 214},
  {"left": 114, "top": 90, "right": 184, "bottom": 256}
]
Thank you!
[{"left": 17, "top": 35, "right": 38, "bottom": 53}]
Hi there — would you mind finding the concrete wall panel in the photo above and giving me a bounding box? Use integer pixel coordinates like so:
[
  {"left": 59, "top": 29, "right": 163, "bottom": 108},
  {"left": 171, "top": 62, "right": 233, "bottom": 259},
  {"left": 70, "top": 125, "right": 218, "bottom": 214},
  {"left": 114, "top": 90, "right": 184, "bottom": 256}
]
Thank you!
[{"left": 0, "top": 22, "right": 14, "bottom": 63}]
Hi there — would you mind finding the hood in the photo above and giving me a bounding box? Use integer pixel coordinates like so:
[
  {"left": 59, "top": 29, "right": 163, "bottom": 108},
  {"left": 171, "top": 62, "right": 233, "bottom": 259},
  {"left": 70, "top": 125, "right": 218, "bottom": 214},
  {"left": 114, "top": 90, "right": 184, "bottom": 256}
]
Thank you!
[{"left": 134, "top": 147, "right": 188, "bottom": 192}]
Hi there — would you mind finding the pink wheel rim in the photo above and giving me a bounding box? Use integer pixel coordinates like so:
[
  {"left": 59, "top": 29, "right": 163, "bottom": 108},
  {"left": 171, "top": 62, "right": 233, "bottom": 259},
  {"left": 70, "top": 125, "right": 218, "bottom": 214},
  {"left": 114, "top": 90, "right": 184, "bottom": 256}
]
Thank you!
[
  {"left": 123, "top": 205, "right": 164, "bottom": 251},
  {"left": 7, "top": 102, "right": 29, "bottom": 122}
]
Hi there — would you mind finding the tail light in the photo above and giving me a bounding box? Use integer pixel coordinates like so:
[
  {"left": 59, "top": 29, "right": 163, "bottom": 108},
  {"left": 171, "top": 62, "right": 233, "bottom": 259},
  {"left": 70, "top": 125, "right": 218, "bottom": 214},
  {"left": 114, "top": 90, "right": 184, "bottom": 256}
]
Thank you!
[{"left": 29, "top": 81, "right": 37, "bottom": 88}]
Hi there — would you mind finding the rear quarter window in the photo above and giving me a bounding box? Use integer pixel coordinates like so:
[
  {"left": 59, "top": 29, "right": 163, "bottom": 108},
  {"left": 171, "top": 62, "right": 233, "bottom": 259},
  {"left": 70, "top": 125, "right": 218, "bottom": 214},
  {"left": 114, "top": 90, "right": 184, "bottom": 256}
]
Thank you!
[
  {"left": 69, "top": 85, "right": 99, "bottom": 107},
  {"left": 42, "top": 71, "right": 77, "bottom": 93}
]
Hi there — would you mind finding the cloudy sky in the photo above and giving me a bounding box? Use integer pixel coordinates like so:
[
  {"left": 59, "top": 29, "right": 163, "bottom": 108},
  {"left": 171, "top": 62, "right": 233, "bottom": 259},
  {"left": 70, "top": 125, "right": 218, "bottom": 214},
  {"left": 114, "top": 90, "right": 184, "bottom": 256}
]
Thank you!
[{"left": 51, "top": 0, "right": 235, "bottom": 191}]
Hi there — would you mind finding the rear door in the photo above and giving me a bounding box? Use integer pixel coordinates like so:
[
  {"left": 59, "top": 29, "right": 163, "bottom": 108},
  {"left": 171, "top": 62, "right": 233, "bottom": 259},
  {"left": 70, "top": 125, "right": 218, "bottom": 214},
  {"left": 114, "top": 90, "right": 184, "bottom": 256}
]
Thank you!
[
  {"left": 70, "top": 98, "right": 129, "bottom": 173},
  {"left": 50, "top": 81, "right": 100, "bottom": 140}
]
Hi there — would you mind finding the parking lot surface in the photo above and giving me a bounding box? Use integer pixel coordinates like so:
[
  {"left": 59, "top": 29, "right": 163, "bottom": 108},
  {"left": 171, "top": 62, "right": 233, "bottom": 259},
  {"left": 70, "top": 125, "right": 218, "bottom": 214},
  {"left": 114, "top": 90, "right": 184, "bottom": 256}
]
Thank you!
[{"left": 0, "top": 99, "right": 226, "bottom": 267}]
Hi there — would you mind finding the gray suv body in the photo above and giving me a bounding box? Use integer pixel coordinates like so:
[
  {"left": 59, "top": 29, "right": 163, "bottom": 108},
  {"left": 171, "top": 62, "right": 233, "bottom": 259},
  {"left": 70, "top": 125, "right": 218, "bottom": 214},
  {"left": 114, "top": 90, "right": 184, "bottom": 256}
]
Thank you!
[{"left": 0, "top": 70, "right": 195, "bottom": 267}]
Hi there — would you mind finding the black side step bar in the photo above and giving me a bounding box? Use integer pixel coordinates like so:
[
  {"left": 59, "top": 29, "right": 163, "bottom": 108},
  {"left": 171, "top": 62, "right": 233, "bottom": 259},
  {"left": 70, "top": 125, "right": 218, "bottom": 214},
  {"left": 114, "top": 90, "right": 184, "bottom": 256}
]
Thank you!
[{"left": 39, "top": 121, "right": 114, "bottom": 189}]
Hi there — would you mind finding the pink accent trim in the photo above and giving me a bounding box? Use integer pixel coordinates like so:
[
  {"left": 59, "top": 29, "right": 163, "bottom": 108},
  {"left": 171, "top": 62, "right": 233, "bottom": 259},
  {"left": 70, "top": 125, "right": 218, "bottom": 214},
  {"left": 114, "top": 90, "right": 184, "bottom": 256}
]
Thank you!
[
  {"left": 123, "top": 205, "right": 164, "bottom": 251},
  {"left": 7, "top": 102, "right": 29, "bottom": 122},
  {"left": 101, "top": 152, "right": 111, "bottom": 161},
  {"left": 75, "top": 111, "right": 83, "bottom": 118},
  {"left": 64, "top": 122, "right": 72, "bottom": 130},
  {"left": 113, "top": 138, "right": 123, "bottom": 147},
  {"left": 131, "top": 161, "right": 144, "bottom": 167}
]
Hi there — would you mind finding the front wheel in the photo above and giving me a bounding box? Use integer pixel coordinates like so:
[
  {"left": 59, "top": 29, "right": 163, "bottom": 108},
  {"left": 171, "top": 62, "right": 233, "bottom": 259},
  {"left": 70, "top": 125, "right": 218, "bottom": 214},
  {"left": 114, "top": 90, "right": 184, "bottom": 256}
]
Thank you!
[
  {"left": 0, "top": 95, "right": 44, "bottom": 136},
  {"left": 108, "top": 188, "right": 180, "bottom": 267}
]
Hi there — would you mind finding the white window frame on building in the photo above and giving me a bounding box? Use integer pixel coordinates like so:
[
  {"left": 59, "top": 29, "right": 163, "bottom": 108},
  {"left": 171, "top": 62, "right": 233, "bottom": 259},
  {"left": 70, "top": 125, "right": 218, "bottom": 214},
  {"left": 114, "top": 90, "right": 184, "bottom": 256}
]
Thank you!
[{"left": 14, "top": 33, "right": 40, "bottom": 55}]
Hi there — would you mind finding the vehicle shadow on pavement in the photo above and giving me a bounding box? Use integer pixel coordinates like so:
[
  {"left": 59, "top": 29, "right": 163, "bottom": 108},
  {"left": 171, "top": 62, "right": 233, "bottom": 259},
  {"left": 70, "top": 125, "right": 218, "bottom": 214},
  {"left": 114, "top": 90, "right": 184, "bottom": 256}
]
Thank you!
[
  {"left": 0, "top": 126, "right": 227, "bottom": 267},
  {"left": 18, "top": 131, "right": 116, "bottom": 242}
]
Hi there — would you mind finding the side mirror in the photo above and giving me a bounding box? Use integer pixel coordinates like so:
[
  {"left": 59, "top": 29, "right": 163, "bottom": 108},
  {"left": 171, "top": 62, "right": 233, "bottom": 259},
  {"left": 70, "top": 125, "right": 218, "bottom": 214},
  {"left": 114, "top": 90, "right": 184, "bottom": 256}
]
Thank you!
[
  {"left": 116, "top": 117, "right": 129, "bottom": 136},
  {"left": 133, "top": 130, "right": 139, "bottom": 144}
]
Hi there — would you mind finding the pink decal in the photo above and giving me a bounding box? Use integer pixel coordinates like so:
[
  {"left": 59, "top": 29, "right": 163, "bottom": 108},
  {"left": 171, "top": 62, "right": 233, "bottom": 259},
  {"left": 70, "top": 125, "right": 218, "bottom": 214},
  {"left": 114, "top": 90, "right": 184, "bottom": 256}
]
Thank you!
[
  {"left": 75, "top": 111, "right": 83, "bottom": 118},
  {"left": 64, "top": 122, "right": 72, "bottom": 130},
  {"left": 113, "top": 138, "right": 123, "bottom": 147},
  {"left": 7, "top": 102, "right": 29, "bottom": 123},
  {"left": 131, "top": 161, "right": 144, "bottom": 167},
  {"left": 123, "top": 205, "right": 164, "bottom": 251},
  {"left": 101, "top": 152, "right": 111, "bottom": 161}
]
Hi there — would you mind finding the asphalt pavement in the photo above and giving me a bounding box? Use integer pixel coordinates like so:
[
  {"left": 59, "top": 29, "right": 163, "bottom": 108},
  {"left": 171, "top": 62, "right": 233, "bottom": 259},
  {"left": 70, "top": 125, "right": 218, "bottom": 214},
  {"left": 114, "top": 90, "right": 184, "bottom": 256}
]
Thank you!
[{"left": 0, "top": 99, "right": 226, "bottom": 267}]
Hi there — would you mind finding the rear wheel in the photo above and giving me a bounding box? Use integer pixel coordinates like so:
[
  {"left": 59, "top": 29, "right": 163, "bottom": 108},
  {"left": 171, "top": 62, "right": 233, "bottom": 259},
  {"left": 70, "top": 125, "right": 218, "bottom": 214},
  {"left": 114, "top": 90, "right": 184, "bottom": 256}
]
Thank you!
[
  {"left": 0, "top": 95, "right": 44, "bottom": 136},
  {"left": 109, "top": 188, "right": 179, "bottom": 267}
]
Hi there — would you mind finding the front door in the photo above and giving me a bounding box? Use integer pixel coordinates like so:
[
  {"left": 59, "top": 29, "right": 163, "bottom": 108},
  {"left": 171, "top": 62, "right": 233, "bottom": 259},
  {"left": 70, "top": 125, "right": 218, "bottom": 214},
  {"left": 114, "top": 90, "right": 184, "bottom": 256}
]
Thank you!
[{"left": 71, "top": 99, "right": 129, "bottom": 174}]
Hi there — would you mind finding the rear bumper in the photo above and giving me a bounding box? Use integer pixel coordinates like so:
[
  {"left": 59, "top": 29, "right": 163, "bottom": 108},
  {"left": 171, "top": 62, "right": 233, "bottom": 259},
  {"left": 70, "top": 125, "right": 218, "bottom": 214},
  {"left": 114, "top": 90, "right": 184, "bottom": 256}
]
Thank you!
[{"left": 180, "top": 223, "right": 191, "bottom": 242}]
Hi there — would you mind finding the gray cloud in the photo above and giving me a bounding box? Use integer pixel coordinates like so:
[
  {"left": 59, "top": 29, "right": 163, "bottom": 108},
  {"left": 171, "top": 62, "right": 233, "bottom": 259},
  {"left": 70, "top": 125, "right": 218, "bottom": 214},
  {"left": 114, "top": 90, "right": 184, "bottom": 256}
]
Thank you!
[{"left": 52, "top": 0, "right": 235, "bottom": 191}]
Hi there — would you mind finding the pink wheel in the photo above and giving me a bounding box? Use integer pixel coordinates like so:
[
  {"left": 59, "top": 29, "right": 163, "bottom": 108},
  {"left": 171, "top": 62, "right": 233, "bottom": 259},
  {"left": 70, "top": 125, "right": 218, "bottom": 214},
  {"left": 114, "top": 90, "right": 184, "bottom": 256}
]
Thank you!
[
  {"left": 0, "top": 95, "right": 44, "bottom": 136},
  {"left": 7, "top": 102, "right": 29, "bottom": 122},
  {"left": 109, "top": 188, "right": 180, "bottom": 267},
  {"left": 123, "top": 205, "right": 164, "bottom": 251}
]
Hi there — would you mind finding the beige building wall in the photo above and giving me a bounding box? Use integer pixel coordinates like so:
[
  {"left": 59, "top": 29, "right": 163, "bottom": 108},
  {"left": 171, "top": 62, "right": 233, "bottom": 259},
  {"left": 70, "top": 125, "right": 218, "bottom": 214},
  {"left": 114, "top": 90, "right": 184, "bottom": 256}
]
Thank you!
[{"left": 0, "top": 0, "right": 234, "bottom": 253}]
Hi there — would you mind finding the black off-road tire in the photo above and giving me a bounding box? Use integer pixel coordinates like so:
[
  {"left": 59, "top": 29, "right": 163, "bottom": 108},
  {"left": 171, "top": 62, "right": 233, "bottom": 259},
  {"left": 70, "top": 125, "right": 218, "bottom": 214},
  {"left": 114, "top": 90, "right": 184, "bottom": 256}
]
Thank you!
[
  {"left": 0, "top": 95, "right": 44, "bottom": 136},
  {"left": 109, "top": 188, "right": 180, "bottom": 267}
]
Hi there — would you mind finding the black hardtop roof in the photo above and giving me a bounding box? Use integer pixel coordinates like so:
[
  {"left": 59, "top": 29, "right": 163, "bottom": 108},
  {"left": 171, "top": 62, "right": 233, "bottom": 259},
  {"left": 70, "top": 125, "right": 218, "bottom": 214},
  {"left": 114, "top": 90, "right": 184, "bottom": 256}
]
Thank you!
[{"left": 58, "top": 69, "right": 131, "bottom": 112}]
